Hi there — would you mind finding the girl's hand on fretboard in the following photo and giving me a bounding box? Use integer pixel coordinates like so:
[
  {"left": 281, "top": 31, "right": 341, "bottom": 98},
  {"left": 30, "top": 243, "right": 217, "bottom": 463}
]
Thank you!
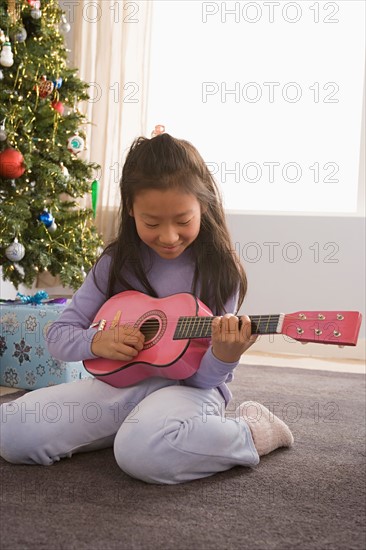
[{"left": 211, "top": 314, "right": 258, "bottom": 363}]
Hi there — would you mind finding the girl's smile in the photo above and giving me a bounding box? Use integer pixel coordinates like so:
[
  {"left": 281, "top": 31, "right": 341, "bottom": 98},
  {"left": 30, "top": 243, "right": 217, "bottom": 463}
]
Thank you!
[{"left": 130, "top": 188, "right": 202, "bottom": 259}]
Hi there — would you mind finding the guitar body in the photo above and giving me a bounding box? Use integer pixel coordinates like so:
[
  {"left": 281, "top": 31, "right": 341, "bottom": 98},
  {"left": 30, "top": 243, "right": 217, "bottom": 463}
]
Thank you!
[{"left": 83, "top": 291, "right": 213, "bottom": 387}]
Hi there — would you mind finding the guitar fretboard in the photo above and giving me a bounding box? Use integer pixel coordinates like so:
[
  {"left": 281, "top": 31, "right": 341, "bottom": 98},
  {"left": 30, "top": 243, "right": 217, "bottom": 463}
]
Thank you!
[{"left": 173, "top": 315, "right": 282, "bottom": 340}]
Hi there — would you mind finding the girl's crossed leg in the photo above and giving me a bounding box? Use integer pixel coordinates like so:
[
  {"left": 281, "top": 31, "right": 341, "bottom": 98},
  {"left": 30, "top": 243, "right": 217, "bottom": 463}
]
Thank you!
[
  {"left": 0, "top": 377, "right": 178, "bottom": 465},
  {"left": 114, "top": 385, "right": 259, "bottom": 484}
]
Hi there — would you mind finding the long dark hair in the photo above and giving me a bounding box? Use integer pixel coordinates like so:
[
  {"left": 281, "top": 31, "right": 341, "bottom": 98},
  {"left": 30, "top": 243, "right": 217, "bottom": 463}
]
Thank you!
[{"left": 95, "top": 133, "right": 247, "bottom": 314}]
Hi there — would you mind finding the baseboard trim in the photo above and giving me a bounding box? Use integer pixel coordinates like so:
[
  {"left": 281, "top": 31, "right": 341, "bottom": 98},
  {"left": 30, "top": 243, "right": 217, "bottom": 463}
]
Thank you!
[{"left": 249, "top": 335, "right": 366, "bottom": 361}]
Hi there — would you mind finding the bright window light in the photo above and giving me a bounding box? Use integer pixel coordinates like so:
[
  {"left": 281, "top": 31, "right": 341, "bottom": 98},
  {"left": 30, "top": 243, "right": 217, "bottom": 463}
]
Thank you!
[{"left": 146, "top": 0, "right": 365, "bottom": 213}]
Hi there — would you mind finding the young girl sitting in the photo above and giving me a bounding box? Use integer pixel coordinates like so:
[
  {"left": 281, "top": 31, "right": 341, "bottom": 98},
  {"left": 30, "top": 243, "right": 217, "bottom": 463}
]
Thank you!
[{"left": 0, "top": 133, "right": 293, "bottom": 484}]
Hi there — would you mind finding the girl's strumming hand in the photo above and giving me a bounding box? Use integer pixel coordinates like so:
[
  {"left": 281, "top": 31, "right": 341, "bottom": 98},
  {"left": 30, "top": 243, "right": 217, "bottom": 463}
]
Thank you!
[
  {"left": 91, "top": 324, "right": 145, "bottom": 361},
  {"left": 211, "top": 314, "right": 257, "bottom": 363}
]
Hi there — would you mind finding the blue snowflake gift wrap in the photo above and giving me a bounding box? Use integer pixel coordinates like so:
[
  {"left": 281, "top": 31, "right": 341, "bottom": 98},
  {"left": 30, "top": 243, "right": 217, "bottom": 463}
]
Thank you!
[{"left": 0, "top": 302, "right": 91, "bottom": 390}]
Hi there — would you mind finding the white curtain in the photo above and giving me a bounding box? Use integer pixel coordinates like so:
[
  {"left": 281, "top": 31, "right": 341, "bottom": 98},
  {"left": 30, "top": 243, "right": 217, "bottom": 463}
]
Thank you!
[{"left": 72, "top": 0, "right": 153, "bottom": 244}]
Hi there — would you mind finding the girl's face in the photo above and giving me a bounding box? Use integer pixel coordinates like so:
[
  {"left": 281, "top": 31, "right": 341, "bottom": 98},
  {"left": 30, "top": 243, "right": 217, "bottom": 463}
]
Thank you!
[{"left": 130, "top": 188, "right": 202, "bottom": 259}]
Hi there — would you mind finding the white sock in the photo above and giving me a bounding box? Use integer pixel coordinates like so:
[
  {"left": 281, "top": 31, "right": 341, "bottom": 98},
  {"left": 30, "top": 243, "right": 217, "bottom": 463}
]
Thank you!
[{"left": 237, "top": 401, "right": 294, "bottom": 457}]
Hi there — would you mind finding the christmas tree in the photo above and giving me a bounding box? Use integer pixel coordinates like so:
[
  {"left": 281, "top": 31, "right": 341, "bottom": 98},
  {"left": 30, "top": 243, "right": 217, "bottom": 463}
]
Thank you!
[{"left": 0, "top": 0, "right": 103, "bottom": 290}]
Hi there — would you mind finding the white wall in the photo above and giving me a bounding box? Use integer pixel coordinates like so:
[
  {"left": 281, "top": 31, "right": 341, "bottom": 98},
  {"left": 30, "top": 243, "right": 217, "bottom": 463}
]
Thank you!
[
  {"left": 226, "top": 212, "right": 365, "bottom": 360},
  {"left": 226, "top": 80, "right": 366, "bottom": 360}
]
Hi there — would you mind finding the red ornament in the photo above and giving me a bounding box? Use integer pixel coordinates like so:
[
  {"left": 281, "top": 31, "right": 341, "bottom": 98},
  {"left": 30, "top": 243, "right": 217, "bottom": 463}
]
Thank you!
[
  {"left": 51, "top": 100, "right": 64, "bottom": 115},
  {"left": 38, "top": 75, "right": 54, "bottom": 99},
  {"left": 0, "top": 148, "right": 25, "bottom": 179}
]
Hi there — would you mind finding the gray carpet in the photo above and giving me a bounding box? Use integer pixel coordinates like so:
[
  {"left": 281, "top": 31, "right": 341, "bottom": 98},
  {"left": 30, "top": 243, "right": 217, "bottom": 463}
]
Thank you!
[{"left": 0, "top": 365, "right": 365, "bottom": 550}]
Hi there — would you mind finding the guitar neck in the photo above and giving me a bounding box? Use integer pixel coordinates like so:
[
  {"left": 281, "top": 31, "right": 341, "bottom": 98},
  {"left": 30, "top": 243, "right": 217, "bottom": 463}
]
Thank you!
[{"left": 173, "top": 314, "right": 283, "bottom": 340}]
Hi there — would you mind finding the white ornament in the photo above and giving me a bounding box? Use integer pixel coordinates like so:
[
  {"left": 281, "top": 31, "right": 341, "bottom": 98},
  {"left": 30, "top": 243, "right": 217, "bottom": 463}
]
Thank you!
[
  {"left": 59, "top": 15, "right": 71, "bottom": 33},
  {"left": 67, "top": 134, "right": 85, "bottom": 154},
  {"left": 0, "top": 42, "right": 14, "bottom": 68},
  {"left": 5, "top": 239, "right": 25, "bottom": 262},
  {"left": 0, "top": 122, "right": 7, "bottom": 141},
  {"left": 31, "top": 8, "right": 42, "bottom": 19},
  {"left": 60, "top": 162, "right": 70, "bottom": 179},
  {"left": 14, "top": 27, "right": 27, "bottom": 43},
  {"left": 47, "top": 221, "right": 57, "bottom": 232}
]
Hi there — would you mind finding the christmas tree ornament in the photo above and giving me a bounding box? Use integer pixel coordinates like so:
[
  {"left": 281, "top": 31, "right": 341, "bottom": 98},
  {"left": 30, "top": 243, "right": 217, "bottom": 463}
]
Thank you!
[
  {"left": 0, "top": 121, "right": 7, "bottom": 141},
  {"left": 59, "top": 14, "right": 71, "bottom": 33},
  {"left": 0, "top": 69, "right": 3, "bottom": 80},
  {"left": 30, "top": 8, "right": 42, "bottom": 20},
  {"left": 5, "top": 239, "right": 25, "bottom": 262},
  {"left": 51, "top": 100, "right": 64, "bottom": 115},
  {"left": 38, "top": 75, "right": 54, "bottom": 99},
  {"left": 0, "top": 29, "right": 6, "bottom": 44},
  {"left": 60, "top": 162, "right": 69, "bottom": 179},
  {"left": 13, "top": 27, "right": 27, "bottom": 43},
  {"left": 0, "top": 42, "right": 14, "bottom": 67},
  {"left": 80, "top": 265, "right": 87, "bottom": 278},
  {"left": 91, "top": 179, "right": 100, "bottom": 218},
  {"left": 27, "top": 0, "right": 40, "bottom": 7},
  {"left": 38, "top": 209, "right": 54, "bottom": 228},
  {"left": 67, "top": 134, "right": 85, "bottom": 154},
  {"left": 47, "top": 221, "right": 57, "bottom": 232},
  {"left": 151, "top": 124, "right": 165, "bottom": 137},
  {"left": 0, "top": 148, "right": 25, "bottom": 179},
  {"left": 53, "top": 77, "right": 63, "bottom": 89}
]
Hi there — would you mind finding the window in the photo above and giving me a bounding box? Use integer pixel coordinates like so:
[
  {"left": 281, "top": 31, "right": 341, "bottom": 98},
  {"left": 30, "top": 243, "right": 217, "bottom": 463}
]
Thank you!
[{"left": 146, "top": 1, "right": 365, "bottom": 213}]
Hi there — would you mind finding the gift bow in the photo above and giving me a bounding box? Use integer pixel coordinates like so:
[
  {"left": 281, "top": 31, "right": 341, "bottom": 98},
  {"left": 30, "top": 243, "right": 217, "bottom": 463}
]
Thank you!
[{"left": 15, "top": 291, "right": 67, "bottom": 305}]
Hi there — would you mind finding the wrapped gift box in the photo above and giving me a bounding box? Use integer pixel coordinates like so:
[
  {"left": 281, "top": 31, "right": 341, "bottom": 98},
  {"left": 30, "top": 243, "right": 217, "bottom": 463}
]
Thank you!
[{"left": 0, "top": 301, "right": 92, "bottom": 390}]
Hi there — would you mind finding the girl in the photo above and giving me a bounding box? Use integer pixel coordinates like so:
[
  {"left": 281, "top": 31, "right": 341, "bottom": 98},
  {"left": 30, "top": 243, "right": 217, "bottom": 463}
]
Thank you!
[{"left": 0, "top": 133, "right": 293, "bottom": 484}]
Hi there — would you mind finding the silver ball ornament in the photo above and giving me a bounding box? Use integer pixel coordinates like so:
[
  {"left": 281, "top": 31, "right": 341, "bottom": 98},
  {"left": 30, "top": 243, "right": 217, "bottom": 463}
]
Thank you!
[
  {"left": 30, "top": 8, "right": 42, "bottom": 19},
  {"left": 47, "top": 221, "right": 57, "bottom": 233},
  {"left": 5, "top": 239, "right": 25, "bottom": 262},
  {"left": 14, "top": 27, "right": 27, "bottom": 42}
]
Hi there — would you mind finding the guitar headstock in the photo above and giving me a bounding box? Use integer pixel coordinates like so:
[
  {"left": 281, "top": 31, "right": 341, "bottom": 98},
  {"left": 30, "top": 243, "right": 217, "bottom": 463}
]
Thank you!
[{"left": 281, "top": 311, "right": 362, "bottom": 346}]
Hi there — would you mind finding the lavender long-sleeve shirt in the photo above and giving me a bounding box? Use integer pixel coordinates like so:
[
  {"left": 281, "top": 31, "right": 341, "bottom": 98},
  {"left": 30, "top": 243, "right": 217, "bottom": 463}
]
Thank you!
[{"left": 47, "top": 243, "right": 240, "bottom": 404}]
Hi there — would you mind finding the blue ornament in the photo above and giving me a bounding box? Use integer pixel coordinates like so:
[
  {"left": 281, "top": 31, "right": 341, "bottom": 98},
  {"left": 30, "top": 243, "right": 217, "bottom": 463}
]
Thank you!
[
  {"left": 53, "top": 77, "right": 63, "bottom": 89},
  {"left": 38, "top": 209, "right": 54, "bottom": 228}
]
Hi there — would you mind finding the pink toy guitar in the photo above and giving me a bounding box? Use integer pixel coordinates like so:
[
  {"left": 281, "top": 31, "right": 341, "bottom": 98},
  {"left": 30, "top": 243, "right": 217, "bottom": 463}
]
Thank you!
[{"left": 83, "top": 291, "right": 362, "bottom": 388}]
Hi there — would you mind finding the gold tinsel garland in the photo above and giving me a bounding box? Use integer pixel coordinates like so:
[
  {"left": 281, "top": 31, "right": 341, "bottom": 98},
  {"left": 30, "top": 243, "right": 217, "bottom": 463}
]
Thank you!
[{"left": 8, "top": 0, "right": 17, "bottom": 22}]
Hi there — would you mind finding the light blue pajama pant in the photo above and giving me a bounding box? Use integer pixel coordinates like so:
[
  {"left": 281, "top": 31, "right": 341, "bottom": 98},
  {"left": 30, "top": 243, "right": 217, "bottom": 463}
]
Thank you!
[{"left": 0, "top": 378, "right": 259, "bottom": 484}]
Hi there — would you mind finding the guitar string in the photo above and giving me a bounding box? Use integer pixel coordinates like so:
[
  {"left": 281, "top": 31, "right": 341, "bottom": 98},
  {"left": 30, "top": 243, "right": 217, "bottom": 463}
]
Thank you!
[
  {"left": 101, "top": 319, "right": 281, "bottom": 328},
  {"left": 96, "top": 315, "right": 341, "bottom": 333},
  {"left": 101, "top": 317, "right": 280, "bottom": 336},
  {"left": 96, "top": 315, "right": 341, "bottom": 323},
  {"left": 98, "top": 315, "right": 282, "bottom": 325}
]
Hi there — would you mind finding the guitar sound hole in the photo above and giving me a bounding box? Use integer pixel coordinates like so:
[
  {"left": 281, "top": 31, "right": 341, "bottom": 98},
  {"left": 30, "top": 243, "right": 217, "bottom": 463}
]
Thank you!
[{"left": 140, "top": 318, "right": 160, "bottom": 343}]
